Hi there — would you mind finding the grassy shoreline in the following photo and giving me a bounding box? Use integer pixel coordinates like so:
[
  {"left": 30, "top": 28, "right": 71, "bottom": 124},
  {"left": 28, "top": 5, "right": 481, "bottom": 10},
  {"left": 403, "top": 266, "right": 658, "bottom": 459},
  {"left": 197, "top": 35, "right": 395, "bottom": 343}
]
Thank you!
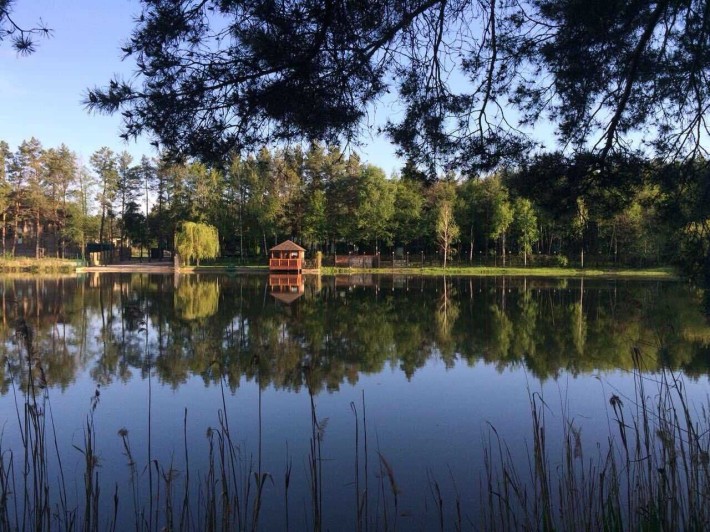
[
  {"left": 2, "top": 256, "right": 679, "bottom": 279},
  {"left": 320, "top": 265, "right": 679, "bottom": 279},
  {"left": 0, "top": 257, "right": 81, "bottom": 273}
]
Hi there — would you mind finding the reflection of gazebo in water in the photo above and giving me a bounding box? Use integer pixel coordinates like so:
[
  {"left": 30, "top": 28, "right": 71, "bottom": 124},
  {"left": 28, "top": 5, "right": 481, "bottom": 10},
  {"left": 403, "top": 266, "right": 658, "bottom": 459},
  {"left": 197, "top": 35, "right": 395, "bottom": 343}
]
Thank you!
[
  {"left": 269, "top": 240, "right": 305, "bottom": 272},
  {"left": 269, "top": 274, "right": 305, "bottom": 304}
]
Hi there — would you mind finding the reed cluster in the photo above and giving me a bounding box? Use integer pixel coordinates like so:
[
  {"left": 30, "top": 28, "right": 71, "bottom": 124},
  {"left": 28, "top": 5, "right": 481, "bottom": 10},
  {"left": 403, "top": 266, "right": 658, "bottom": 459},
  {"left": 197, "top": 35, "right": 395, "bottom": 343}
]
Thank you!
[{"left": 483, "top": 347, "right": 710, "bottom": 530}]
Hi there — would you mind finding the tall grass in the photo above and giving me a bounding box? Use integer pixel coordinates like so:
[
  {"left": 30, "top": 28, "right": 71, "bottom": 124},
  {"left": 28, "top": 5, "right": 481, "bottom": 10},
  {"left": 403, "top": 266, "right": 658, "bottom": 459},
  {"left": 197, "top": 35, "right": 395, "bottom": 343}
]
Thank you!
[
  {"left": 1, "top": 318, "right": 74, "bottom": 530},
  {"left": 2, "top": 323, "right": 710, "bottom": 530},
  {"left": 482, "top": 346, "right": 710, "bottom": 530},
  {"left": 0, "top": 257, "right": 79, "bottom": 273}
]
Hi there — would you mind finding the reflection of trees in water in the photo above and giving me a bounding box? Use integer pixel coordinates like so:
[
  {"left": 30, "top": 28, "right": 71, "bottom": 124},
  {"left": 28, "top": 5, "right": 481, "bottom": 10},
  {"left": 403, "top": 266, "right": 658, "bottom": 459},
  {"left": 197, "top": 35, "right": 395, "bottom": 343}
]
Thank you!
[
  {"left": 435, "top": 279, "right": 460, "bottom": 365},
  {"left": 1, "top": 275, "right": 710, "bottom": 393},
  {"left": 174, "top": 276, "right": 220, "bottom": 320}
]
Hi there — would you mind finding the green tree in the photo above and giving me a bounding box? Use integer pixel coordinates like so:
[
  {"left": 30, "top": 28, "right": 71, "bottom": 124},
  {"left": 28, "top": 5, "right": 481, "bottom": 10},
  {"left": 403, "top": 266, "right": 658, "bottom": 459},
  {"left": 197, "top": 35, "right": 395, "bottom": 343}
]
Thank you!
[
  {"left": 61, "top": 202, "right": 90, "bottom": 258},
  {"left": 436, "top": 200, "right": 460, "bottom": 268},
  {"left": 90, "top": 147, "right": 118, "bottom": 244},
  {"left": 225, "top": 154, "right": 248, "bottom": 258},
  {"left": 573, "top": 198, "right": 589, "bottom": 268},
  {"left": 62, "top": 165, "right": 97, "bottom": 257},
  {"left": 156, "top": 157, "right": 191, "bottom": 252},
  {"left": 302, "top": 188, "right": 327, "bottom": 249},
  {"left": 174, "top": 221, "right": 220, "bottom": 266},
  {"left": 151, "top": 156, "right": 172, "bottom": 251},
  {"left": 0, "top": 140, "right": 10, "bottom": 255},
  {"left": 244, "top": 148, "right": 285, "bottom": 255},
  {"left": 512, "top": 197, "right": 539, "bottom": 266},
  {"left": 43, "top": 145, "right": 77, "bottom": 256},
  {"left": 357, "top": 165, "right": 394, "bottom": 252},
  {"left": 115, "top": 151, "right": 139, "bottom": 247},
  {"left": 456, "top": 178, "right": 486, "bottom": 262},
  {"left": 391, "top": 178, "right": 423, "bottom": 249},
  {"left": 325, "top": 153, "right": 357, "bottom": 248},
  {"left": 10, "top": 137, "right": 47, "bottom": 257},
  {"left": 324, "top": 149, "right": 357, "bottom": 247},
  {"left": 484, "top": 177, "right": 513, "bottom": 266},
  {"left": 655, "top": 161, "right": 710, "bottom": 279},
  {"left": 137, "top": 156, "right": 156, "bottom": 256},
  {"left": 122, "top": 201, "right": 147, "bottom": 249}
]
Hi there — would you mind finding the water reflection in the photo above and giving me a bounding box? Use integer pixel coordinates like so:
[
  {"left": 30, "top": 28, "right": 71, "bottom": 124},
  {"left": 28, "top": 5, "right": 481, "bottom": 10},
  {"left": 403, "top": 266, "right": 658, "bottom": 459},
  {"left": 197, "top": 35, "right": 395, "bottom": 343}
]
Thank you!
[
  {"left": 175, "top": 276, "right": 220, "bottom": 319},
  {"left": 268, "top": 274, "right": 306, "bottom": 304},
  {"left": 1, "top": 274, "right": 709, "bottom": 394}
]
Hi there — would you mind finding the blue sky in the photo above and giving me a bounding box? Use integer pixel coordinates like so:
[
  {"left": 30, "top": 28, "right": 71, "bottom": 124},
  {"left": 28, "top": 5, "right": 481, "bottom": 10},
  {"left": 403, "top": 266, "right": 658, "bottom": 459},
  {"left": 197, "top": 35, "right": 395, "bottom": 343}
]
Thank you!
[{"left": 1, "top": 0, "right": 402, "bottom": 172}]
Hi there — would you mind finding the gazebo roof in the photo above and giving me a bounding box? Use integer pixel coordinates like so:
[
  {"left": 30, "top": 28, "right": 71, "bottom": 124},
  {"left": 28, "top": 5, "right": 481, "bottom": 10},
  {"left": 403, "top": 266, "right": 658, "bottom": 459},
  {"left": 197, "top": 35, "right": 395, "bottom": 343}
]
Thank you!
[
  {"left": 270, "top": 239, "right": 306, "bottom": 252},
  {"left": 270, "top": 292, "right": 304, "bottom": 304}
]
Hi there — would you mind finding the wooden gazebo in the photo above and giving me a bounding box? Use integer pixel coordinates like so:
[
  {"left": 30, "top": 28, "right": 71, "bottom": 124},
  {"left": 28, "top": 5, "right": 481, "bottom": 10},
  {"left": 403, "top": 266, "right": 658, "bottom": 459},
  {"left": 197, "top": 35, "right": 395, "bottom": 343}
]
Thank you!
[{"left": 269, "top": 240, "right": 305, "bottom": 272}]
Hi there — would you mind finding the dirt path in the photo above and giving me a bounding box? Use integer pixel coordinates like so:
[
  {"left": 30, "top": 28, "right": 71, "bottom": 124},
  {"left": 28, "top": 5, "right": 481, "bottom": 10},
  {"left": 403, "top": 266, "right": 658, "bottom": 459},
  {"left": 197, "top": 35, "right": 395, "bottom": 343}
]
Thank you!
[
  {"left": 78, "top": 261, "right": 176, "bottom": 273},
  {"left": 77, "top": 261, "right": 276, "bottom": 274}
]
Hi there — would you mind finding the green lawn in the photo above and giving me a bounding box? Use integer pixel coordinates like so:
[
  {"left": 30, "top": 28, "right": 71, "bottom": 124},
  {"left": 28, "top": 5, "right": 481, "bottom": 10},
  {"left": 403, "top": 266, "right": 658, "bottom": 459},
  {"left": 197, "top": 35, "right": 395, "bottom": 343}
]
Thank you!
[
  {"left": 320, "top": 265, "right": 678, "bottom": 278},
  {"left": 0, "top": 257, "right": 81, "bottom": 273}
]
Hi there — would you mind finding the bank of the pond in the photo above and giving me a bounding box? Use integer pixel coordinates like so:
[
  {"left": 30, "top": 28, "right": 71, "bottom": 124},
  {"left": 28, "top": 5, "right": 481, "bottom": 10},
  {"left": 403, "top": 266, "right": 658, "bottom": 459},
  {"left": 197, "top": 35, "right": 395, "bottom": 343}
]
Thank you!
[
  {"left": 0, "top": 257, "right": 80, "bottom": 273},
  {"left": 321, "top": 265, "right": 679, "bottom": 279},
  {"left": 76, "top": 263, "right": 271, "bottom": 273},
  {"left": 11, "top": 256, "right": 677, "bottom": 279}
]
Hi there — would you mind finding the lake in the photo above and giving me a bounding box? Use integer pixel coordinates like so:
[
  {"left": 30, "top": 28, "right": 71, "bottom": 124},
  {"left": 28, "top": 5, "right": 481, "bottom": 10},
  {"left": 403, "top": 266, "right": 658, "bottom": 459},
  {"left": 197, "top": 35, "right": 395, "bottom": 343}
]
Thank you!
[{"left": 0, "top": 273, "right": 709, "bottom": 530}]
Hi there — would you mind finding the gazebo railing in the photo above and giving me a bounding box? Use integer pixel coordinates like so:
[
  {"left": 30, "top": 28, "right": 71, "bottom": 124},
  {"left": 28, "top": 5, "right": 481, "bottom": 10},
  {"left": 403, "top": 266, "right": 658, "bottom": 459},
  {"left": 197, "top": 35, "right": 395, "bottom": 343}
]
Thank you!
[
  {"left": 269, "top": 274, "right": 303, "bottom": 286},
  {"left": 269, "top": 258, "right": 302, "bottom": 270}
]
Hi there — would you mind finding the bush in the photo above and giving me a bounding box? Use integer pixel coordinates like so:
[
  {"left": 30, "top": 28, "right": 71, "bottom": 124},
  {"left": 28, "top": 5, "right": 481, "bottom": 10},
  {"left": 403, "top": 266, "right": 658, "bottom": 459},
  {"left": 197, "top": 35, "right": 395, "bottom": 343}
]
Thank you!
[{"left": 529, "top": 254, "right": 569, "bottom": 267}]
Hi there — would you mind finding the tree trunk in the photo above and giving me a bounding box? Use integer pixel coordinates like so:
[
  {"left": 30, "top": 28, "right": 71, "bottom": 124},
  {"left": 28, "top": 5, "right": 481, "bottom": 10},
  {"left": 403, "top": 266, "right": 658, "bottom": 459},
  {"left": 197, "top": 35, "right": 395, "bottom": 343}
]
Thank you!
[
  {"left": 120, "top": 192, "right": 126, "bottom": 248},
  {"left": 502, "top": 232, "right": 507, "bottom": 267},
  {"left": 99, "top": 206, "right": 106, "bottom": 244},
  {"left": 12, "top": 201, "right": 18, "bottom": 256},
  {"left": 35, "top": 212, "right": 41, "bottom": 258},
  {"left": 469, "top": 225, "right": 473, "bottom": 263},
  {"left": 239, "top": 180, "right": 244, "bottom": 261},
  {"left": 1, "top": 211, "right": 5, "bottom": 256}
]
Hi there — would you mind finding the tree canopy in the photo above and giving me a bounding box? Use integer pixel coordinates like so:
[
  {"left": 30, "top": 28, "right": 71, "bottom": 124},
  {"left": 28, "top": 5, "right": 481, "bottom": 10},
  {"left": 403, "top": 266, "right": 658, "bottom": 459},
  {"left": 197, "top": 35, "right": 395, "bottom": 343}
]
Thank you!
[
  {"left": 86, "top": 0, "right": 710, "bottom": 172},
  {"left": 175, "top": 221, "right": 220, "bottom": 266},
  {"left": 1, "top": 134, "right": 707, "bottom": 276}
]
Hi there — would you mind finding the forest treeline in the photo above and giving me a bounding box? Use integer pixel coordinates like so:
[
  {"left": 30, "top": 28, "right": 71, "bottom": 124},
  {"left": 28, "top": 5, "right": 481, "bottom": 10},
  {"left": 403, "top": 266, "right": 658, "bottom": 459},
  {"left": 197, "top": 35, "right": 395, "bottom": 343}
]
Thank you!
[{"left": 1, "top": 138, "right": 708, "bottom": 274}]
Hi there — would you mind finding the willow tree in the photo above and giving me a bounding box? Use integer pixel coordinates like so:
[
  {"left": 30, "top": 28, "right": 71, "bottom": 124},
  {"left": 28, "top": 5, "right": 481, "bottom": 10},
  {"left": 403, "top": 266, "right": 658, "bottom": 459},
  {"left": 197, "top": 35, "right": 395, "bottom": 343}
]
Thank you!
[{"left": 174, "top": 222, "right": 220, "bottom": 267}]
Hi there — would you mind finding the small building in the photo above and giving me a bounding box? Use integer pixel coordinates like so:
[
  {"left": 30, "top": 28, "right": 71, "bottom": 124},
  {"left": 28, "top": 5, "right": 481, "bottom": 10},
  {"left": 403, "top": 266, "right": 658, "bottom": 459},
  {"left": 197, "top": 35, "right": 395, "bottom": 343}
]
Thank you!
[{"left": 269, "top": 240, "right": 306, "bottom": 272}]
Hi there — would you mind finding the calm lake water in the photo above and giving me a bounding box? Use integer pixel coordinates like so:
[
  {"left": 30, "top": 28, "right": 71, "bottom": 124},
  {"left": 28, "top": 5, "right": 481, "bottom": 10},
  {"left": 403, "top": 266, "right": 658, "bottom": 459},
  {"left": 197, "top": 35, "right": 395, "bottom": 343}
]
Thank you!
[{"left": 0, "top": 273, "right": 708, "bottom": 530}]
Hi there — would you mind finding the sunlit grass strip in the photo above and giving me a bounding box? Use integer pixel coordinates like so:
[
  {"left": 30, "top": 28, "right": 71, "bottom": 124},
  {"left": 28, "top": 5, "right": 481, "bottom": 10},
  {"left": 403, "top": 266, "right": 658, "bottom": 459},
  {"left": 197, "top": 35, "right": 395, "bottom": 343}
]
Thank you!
[
  {"left": 0, "top": 258, "right": 79, "bottom": 273},
  {"left": 178, "top": 264, "right": 269, "bottom": 272},
  {"left": 321, "top": 265, "right": 678, "bottom": 278}
]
